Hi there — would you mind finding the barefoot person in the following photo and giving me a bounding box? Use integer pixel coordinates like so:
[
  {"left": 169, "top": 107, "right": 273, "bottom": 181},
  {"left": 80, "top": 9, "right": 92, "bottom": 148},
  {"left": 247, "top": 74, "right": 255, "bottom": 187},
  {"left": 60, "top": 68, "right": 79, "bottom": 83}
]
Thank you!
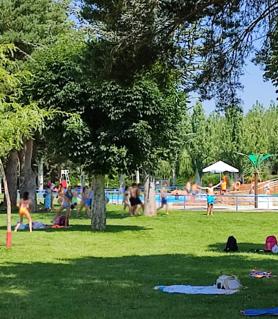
[
  {"left": 129, "top": 183, "right": 144, "bottom": 216},
  {"left": 54, "top": 186, "right": 73, "bottom": 226},
  {"left": 198, "top": 182, "right": 221, "bottom": 216},
  {"left": 157, "top": 186, "right": 169, "bottom": 214},
  {"left": 122, "top": 186, "right": 131, "bottom": 213},
  {"left": 78, "top": 186, "right": 93, "bottom": 217},
  {"left": 15, "top": 192, "right": 32, "bottom": 232}
]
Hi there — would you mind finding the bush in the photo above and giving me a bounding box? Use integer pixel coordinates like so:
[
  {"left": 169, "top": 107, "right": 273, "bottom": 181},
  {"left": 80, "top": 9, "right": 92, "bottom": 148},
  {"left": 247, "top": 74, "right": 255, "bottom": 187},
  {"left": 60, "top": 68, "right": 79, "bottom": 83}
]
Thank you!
[{"left": 201, "top": 174, "right": 221, "bottom": 186}]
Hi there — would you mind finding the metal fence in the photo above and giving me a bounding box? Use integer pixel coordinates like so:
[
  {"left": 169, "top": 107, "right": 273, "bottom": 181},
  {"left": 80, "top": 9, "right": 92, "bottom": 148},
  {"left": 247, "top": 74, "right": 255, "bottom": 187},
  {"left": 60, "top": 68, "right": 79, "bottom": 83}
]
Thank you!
[{"left": 105, "top": 191, "right": 278, "bottom": 211}]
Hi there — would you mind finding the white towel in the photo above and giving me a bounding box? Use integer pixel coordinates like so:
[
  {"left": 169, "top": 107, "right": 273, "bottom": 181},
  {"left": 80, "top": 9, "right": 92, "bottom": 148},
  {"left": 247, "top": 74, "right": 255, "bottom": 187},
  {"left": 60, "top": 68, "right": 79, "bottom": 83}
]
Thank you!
[{"left": 154, "top": 285, "right": 239, "bottom": 295}]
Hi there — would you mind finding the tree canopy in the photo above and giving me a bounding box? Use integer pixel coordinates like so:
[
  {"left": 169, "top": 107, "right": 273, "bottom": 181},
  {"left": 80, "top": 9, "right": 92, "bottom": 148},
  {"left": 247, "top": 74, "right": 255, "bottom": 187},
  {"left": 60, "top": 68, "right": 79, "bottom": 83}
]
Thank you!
[{"left": 82, "top": 0, "right": 278, "bottom": 108}]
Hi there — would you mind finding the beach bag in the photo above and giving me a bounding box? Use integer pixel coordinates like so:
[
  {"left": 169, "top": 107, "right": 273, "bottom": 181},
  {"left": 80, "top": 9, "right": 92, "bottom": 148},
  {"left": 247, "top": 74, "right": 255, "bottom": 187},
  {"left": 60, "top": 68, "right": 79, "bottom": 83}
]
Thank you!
[
  {"left": 224, "top": 236, "right": 238, "bottom": 252},
  {"left": 54, "top": 215, "right": 67, "bottom": 226},
  {"left": 216, "top": 275, "right": 241, "bottom": 290},
  {"left": 264, "top": 236, "right": 277, "bottom": 252}
]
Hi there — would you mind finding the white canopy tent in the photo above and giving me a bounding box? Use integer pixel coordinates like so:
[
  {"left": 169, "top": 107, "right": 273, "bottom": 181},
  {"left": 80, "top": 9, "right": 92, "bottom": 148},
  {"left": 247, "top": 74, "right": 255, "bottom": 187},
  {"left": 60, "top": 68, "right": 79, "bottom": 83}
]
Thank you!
[{"left": 202, "top": 161, "right": 239, "bottom": 174}]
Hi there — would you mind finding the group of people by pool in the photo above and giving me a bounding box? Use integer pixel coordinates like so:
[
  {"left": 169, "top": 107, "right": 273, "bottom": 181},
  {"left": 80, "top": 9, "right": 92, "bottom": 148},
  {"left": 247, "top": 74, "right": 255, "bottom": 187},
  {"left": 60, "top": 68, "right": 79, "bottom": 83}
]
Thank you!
[
  {"left": 15, "top": 175, "right": 235, "bottom": 231},
  {"left": 123, "top": 183, "right": 171, "bottom": 216},
  {"left": 123, "top": 183, "right": 145, "bottom": 216},
  {"left": 15, "top": 181, "right": 94, "bottom": 232}
]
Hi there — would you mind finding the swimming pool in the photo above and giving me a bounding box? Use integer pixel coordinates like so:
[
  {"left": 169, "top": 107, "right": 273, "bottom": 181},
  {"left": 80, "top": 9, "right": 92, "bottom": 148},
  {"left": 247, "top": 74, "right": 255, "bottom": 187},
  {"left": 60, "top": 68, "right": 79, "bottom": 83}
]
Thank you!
[{"left": 105, "top": 192, "right": 207, "bottom": 205}]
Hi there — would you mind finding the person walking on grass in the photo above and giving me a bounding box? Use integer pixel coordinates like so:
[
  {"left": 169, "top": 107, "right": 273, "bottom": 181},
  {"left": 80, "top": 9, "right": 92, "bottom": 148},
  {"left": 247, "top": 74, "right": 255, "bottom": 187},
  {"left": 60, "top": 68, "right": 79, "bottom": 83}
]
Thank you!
[
  {"left": 122, "top": 186, "right": 131, "bottom": 213},
  {"left": 78, "top": 186, "right": 93, "bottom": 217},
  {"left": 129, "top": 183, "right": 144, "bottom": 216},
  {"left": 198, "top": 182, "right": 221, "bottom": 216},
  {"left": 157, "top": 186, "right": 169, "bottom": 214},
  {"left": 15, "top": 192, "right": 32, "bottom": 232}
]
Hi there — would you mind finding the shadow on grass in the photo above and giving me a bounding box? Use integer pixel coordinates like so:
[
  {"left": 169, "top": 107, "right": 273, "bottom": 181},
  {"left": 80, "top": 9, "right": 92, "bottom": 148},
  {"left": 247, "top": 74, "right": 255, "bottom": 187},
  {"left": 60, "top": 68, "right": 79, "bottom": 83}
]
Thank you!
[
  {"left": 0, "top": 253, "right": 278, "bottom": 318},
  {"left": 0, "top": 224, "right": 150, "bottom": 233},
  {"left": 208, "top": 242, "right": 271, "bottom": 254}
]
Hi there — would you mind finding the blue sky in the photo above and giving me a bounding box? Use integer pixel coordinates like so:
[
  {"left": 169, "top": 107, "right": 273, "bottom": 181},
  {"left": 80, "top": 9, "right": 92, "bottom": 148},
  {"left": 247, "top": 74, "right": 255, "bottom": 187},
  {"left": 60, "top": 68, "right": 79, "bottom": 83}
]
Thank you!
[{"left": 202, "top": 60, "right": 277, "bottom": 113}]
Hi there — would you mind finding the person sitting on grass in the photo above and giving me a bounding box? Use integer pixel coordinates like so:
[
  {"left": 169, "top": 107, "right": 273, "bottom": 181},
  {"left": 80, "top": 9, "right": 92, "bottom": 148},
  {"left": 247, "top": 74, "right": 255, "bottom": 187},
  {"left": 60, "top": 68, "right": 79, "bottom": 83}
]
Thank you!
[
  {"left": 15, "top": 192, "right": 32, "bottom": 232},
  {"left": 198, "top": 182, "right": 221, "bottom": 216}
]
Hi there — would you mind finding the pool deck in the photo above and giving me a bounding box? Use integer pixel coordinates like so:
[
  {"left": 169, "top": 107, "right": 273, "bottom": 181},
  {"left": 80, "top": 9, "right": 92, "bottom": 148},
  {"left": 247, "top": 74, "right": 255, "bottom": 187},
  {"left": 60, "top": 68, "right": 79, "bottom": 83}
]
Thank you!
[{"left": 170, "top": 204, "right": 278, "bottom": 212}]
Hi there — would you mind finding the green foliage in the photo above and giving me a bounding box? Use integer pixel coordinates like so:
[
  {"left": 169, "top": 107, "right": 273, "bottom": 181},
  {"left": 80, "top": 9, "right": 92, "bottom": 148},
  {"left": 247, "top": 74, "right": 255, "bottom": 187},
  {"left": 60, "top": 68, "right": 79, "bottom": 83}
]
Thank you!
[
  {"left": 82, "top": 0, "right": 278, "bottom": 108},
  {"left": 0, "top": 0, "right": 70, "bottom": 56},
  {"left": 0, "top": 44, "right": 50, "bottom": 158},
  {"left": 25, "top": 34, "right": 187, "bottom": 176},
  {"left": 201, "top": 174, "right": 221, "bottom": 187},
  {"left": 155, "top": 160, "right": 172, "bottom": 180},
  {"left": 178, "top": 102, "right": 278, "bottom": 181},
  {"left": 187, "top": 102, "right": 214, "bottom": 177}
]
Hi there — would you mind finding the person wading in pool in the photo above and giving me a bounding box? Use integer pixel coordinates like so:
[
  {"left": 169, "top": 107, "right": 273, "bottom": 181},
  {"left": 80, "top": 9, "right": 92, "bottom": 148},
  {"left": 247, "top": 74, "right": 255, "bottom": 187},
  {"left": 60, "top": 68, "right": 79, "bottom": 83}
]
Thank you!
[{"left": 198, "top": 182, "right": 221, "bottom": 216}]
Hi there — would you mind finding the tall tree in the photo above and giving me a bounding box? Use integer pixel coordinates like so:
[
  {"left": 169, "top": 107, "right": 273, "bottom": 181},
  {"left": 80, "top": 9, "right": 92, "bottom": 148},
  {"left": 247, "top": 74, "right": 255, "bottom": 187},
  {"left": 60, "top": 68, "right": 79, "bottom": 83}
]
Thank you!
[
  {"left": 26, "top": 34, "right": 186, "bottom": 228},
  {"left": 0, "top": 44, "right": 51, "bottom": 247},
  {"left": 0, "top": 0, "right": 71, "bottom": 206},
  {"left": 187, "top": 102, "right": 210, "bottom": 179}
]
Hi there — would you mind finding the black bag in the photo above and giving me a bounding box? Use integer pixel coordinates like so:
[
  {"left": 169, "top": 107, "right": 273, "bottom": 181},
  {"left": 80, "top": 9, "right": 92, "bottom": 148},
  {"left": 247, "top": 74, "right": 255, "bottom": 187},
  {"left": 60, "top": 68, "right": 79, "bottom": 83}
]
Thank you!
[{"left": 224, "top": 236, "right": 238, "bottom": 252}]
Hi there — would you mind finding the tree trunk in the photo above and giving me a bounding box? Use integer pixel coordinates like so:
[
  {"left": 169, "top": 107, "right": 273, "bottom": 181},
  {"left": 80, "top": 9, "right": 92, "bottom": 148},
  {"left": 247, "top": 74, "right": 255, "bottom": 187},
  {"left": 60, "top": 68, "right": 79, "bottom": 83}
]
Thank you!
[
  {"left": 4, "top": 150, "right": 18, "bottom": 208},
  {"left": 38, "top": 157, "right": 44, "bottom": 191},
  {"left": 91, "top": 174, "right": 106, "bottom": 231},
  {"left": 144, "top": 175, "right": 157, "bottom": 216},
  {"left": 0, "top": 159, "right": 12, "bottom": 248},
  {"left": 18, "top": 140, "right": 37, "bottom": 211},
  {"left": 136, "top": 170, "right": 140, "bottom": 184},
  {"left": 119, "top": 174, "right": 125, "bottom": 192},
  {"left": 172, "top": 167, "right": 176, "bottom": 186}
]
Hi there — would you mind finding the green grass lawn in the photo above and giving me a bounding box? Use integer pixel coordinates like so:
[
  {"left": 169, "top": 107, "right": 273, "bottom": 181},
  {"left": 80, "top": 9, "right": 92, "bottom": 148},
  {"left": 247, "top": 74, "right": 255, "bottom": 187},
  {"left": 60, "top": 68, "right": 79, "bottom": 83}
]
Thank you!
[{"left": 0, "top": 206, "right": 278, "bottom": 319}]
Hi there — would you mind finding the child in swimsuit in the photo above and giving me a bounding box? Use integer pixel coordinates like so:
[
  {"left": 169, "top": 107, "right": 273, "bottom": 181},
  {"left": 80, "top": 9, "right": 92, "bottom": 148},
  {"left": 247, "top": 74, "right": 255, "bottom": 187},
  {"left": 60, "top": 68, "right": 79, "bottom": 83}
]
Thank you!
[
  {"left": 157, "top": 187, "right": 169, "bottom": 214},
  {"left": 198, "top": 182, "right": 221, "bottom": 216},
  {"left": 78, "top": 186, "right": 93, "bottom": 217},
  {"left": 123, "top": 186, "right": 131, "bottom": 213},
  {"left": 15, "top": 192, "right": 32, "bottom": 232}
]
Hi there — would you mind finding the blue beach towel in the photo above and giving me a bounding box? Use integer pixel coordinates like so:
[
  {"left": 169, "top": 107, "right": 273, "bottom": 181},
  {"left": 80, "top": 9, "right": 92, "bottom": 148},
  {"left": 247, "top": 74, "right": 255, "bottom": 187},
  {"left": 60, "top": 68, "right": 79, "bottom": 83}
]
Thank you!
[{"left": 241, "top": 307, "right": 278, "bottom": 316}]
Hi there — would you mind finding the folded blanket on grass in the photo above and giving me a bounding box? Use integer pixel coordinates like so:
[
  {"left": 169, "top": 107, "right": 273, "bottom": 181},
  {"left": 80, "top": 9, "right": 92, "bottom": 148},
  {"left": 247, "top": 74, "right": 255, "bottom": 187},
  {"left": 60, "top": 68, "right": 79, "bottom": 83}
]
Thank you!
[
  {"left": 241, "top": 307, "right": 278, "bottom": 316},
  {"left": 14, "top": 222, "right": 48, "bottom": 230},
  {"left": 154, "top": 285, "right": 239, "bottom": 295}
]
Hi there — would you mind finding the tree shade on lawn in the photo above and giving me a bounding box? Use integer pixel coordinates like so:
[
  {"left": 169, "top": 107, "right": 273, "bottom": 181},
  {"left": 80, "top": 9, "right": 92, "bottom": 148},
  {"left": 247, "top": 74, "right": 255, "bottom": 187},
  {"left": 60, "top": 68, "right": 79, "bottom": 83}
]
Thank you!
[{"left": 1, "top": 205, "right": 278, "bottom": 318}]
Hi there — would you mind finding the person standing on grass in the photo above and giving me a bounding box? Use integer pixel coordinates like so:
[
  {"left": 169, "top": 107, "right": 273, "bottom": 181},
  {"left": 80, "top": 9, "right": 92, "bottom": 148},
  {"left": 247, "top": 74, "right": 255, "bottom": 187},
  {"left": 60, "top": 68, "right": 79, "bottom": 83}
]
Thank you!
[
  {"left": 135, "top": 183, "right": 144, "bottom": 215},
  {"left": 54, "top": 186, "right": 72, "bottom": 226},
  {"left": 57, "top": 183, "right": 65, "bottom": 207},
  {"left": 129, "top": 183, "right": 144, "bottom": 216},
  {"left": 123, "top": 186, "right": 131, "bottom": 213},
  {"left": 15, "top": 192, "right": 32, "bottom": 232},
  {"left": 44, "top": 184, "right": 52, "bottom": 211},
  {"left": 78, "top": 186, "right": 92, "bottom": 217},
  {"left": 129, "top": 183, "right": 138, "bottom": 216},
  {"left": 157, "top": 186, "right": 169, "bottom": 214},
  {"left": 198, "top": 182, "right": 221, "bottom": 216}
]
